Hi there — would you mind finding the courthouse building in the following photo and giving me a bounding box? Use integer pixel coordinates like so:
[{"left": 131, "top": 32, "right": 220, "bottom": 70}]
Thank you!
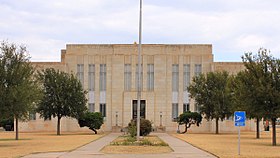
[{"left": 19, "top": 44, "right": 255, "bottom": 133}]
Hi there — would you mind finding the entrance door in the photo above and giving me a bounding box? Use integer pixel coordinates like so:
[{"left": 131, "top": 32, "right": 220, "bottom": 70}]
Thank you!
[{"left": 132, "top": 100, "right": 145, "bottom": 119}]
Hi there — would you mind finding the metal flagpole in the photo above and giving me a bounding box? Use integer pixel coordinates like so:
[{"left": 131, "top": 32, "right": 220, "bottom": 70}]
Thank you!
[{"left": 137, "top": 0, "right": 142, "bottom": 142}]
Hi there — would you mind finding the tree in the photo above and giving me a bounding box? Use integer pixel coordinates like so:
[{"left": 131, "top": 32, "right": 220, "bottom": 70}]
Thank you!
[
  {"left": 78, "top": 111, "right": 104, "bottom": 134},
  {"left": 241, "top": 49, "right": 280, "bottom": 146},
  {"left": 177, "top": 111, "right": 202, "bottom": 134},
  {"left": 188, "top": 71, "right": 233, "bottom": 134},
  {"left": 229, "top": 71, "right": 264, "bottom": 139},
  {"left": 0, "top": 41, "right": 41, "bottom": 140},
  {"left": 37, "top": 68, "right": 87, "bottom": 135}
]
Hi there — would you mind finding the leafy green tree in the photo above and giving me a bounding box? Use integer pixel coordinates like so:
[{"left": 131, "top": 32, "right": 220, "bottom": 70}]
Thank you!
[
  {"left": 229, "top": 71, "right": 264, "bottom": 139},
  {"left": 241, "top": 49, "right": 280, "bottom": 145},
  {"left": 37, "top": 68, "right": 87, "bottom": 135},
  {"left": 0, "top": 41, "right": 41, "bottom": 140},
  {"left": 188, "top": 71, "right": 233, "bottom": 134},
  {"left": 78, "top": 111, "right": 104, "bottom": 134},
  {"left": 177, "top": 111, "right": 202, "bottom": 134}
]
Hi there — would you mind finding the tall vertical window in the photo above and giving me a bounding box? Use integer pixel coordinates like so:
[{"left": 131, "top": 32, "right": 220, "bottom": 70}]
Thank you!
[
  {"left": 89, "top": 103, "right": 95, "bottom": 112},
  {"left": 100, "top": 64, "right": 106, "bottom": 91},
  {"left": 77, "top": 64, "right": 84, "bottom": 87},
  {"left": 195, "top": 64, "right": 202, "bottom": 76},
  {"left": 183, "top": 103, "right": 190, "bottom": 112},
  {"left": 172, "top": 103, "right": 178, "bottom": 120},
  {"left": 100, "top": 104, "right": 106, "bottom": 117},
  {"left": 124, "top": 64, "right": 131, "bottom": 91},
  {"left": 172, "top": 64, "right": 179, "bottom": 92},
  {"left": 183, "top": 64, "right": 190, "bottom": 91},
  {"left": 88, "top": 64, "right": 95, "bottom": 91},
  {"left": 135, "top": 64, "right": 143, "bottom": 90},
  {"left": 147, "top": 64, "right": 154, "bottom": 91}
]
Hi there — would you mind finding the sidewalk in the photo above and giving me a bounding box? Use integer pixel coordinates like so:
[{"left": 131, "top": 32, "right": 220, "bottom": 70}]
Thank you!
[{"left": 24, "top": 132, "right": 216, "bottom": 158}]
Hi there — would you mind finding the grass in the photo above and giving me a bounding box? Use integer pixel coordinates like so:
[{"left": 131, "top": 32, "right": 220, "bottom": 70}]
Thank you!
[
  {"left": 0, "top": 131, "right": 103, "bottom": 158},
  {"left": 101, "top": 135, "right": 173, "bottom": 154},
  {"left": 174, "top": 131, "right": 280, "bottom": 158}
]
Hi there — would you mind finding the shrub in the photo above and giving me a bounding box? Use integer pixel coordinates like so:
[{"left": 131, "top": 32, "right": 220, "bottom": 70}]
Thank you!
[
  {"left": 78, "top": 111, "right": 104, "bottom": 134},
  {"left": 0, "top": 118, "right": 14, "bottom": 131},
  {"left": 128, "top": 118, "right": 152, "bottom": 137}
]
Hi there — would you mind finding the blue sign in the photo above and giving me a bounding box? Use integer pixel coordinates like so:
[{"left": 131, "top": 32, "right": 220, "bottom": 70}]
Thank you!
[{"left": 234, "top": 111, "right": 246, "bottom": 126}]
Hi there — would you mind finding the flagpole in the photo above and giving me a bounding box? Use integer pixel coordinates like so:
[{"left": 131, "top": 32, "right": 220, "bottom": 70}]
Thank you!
[{"left": 137, "top": 0, "right": 142, "bottom": 141}]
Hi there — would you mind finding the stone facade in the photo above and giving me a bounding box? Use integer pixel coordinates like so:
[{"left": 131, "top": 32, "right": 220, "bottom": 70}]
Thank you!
[{"left": 20, "top": 44, "right": 259, "bottom": 133}]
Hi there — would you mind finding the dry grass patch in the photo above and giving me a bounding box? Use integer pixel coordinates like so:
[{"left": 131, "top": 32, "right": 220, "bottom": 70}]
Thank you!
[
  {"left": 174, "top": 131, "right": 280, "bottom": 158},
  {"left": 101, "top": 135, "right": 173, "bottom": 154},
  {"left": 0, "top": 131, "right": 103, "bottom": 158}
]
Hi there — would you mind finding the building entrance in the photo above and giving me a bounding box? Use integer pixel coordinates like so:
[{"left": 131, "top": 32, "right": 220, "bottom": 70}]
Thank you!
[{"left": 132, "top": 100, "right": 146, "bottom": 119}]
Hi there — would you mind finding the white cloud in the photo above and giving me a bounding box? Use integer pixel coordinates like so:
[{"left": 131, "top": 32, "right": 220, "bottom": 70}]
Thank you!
[{"left": 1, "top": 0, "right": 280, "bottom": 61}]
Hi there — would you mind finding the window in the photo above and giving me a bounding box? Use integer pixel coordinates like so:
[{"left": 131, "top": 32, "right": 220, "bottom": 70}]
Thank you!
[
  {"left": 124, "top": 64, "right": 131, "bottom": 91},
  {"left": 29, "top": 112, "right": 36, "bottom": 120},
  {"left": 100, "top": 64, "right": 106, "bottom": 91},
  {"left": 183, "top": 64, "right": 190, "bottom": 91},
  {"left": 89, "top": 103, "right": 95, "bottom": 112},
  {"left": 195, "top": 64, "right": 202, "bottom": 76},
  {"left": 135, "top": 64, "right": 143, "bottom": 90},
  {"left": 183, "top": 103, "right": 190, "bottom": 112},
  {"left": 195, "top": 104, "right": 200, "bottom": 112},
  {"left": 147, "top": 64, "right": 154, "bottom": 91},
  {"left": 100, "top": 104, "right": 106, "bottom": 117},
  {"left": 88, "top": 64, "right": 95, "bottom": 91},
  {"left": 132, "top": 100, "right": 146, "bottom": 119},
  {"left": 77, "top": 64, "right": 84, "bottom": 87},
  {"left": 172, "top": 64, "right": 179, "bottom": 92},
  {"left": 172, "top": 103, "right": 178, "bottom": 120}
]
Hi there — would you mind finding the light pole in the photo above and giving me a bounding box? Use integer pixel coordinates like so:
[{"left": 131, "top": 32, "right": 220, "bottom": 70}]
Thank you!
[
  {"left": 115, "top": 111, "right": 118, "bottom": 126},
  {"left": 136, "top": 0, "right": 143, "bottom": 141},
  {"left": 160, "top": 111, "right": 162, "bottom": 126}
]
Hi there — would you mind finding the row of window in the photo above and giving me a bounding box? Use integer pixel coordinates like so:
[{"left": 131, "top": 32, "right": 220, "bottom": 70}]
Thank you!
[
  {"left": 172, "top": 64, "right": 201, "bottom": 92},
  {"left": 77, "top": 64, "right": 201, "bottom": 92},
  {"left": 77, "top": 64, "right": 106, "bottom": 91}
]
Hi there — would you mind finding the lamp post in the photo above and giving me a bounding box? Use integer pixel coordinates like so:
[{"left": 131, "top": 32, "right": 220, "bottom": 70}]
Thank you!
[
  {"left": 115, "top": 111, "right": 118, "bottom": 126},
  {"left": 160, "top": 111, "right": 162, "bottom": 126},
  {"left": 136, "top": 0, "right": 143, "bottom": 141}
]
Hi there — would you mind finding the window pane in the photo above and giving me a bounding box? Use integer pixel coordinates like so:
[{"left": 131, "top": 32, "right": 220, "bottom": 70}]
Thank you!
[
  {"left": 172, "top": 64, "right": 179, "bottom": 92},
  {"left": 147, "top": 64, "right": 154, "bottom": 91},
  {"left": 100, "top": 104, "right": 106, "bottom": 117},
  {"left": 77, "top": 64, "right": 84, "bottom": 87},
  {"left": 183, "top": 64, "right": 190, "bottom": 91},
  {"left": 89, "top": 103, "right": 95, "bottom": 112},
  {"left": 88, "top": 64, "right": 95, "bottom": 91},
  {"left": 195, "top": 64, "right": 202, "bottom": 76},
  {"left": 100, "top": 64, "right": 106, "bottom": 91},
  {"left": 172, "top": 103, "right": 178, "bottom": 119},
  {"left": 124, "top": 64, "right": 131, "bottom": 91}
]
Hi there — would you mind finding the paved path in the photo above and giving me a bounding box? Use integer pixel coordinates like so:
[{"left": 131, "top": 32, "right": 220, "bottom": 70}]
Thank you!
[{"left": 24, "top": 133, "right": 216, "bottom": 158}]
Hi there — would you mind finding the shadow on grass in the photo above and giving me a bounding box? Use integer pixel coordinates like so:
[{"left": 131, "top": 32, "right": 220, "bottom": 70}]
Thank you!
[{"left": 0, "top": 138, "right": 32, "bottom": 141}]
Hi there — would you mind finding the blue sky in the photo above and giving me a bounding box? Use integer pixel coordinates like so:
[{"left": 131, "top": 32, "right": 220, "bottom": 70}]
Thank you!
[{"left": 1, "top": 0, "right": 280, "bottom": 61}]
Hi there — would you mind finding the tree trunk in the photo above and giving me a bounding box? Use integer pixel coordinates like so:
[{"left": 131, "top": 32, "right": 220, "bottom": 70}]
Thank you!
[
  {"left": 57, "top": 117, "right": 61, "bottom": 135},
  {"left": 215, "top": 118, "right": 219, "bottom": 134},
  {"left": 89, "top": 127, "right": 97, "bottom": 134},
  {"left": 92, "top": 129, "right": 97, "bottom": 134},
  {"left": 256, "top": 118, "right": 260, "bottom": 139},
  {"left": 15, "top": 117, "right": 19, "bottom": 140},
  {"left": 271, "top": 118, "right": 276, "bottom": 146}
]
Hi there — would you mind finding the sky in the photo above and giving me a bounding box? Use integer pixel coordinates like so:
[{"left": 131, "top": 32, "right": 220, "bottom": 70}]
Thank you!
[{"left": 1, "top": 0, "right": 280, "bottom": 62}]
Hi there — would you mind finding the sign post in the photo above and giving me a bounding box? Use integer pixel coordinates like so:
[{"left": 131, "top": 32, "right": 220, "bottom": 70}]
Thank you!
[{"left": 234, "top": 111, "right": 246, "bottom": 155}]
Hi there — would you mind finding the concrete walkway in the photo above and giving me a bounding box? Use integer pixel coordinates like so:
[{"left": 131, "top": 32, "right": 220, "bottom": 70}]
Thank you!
[{"left": 24, "top": 133, "right": 216, "bottom": 158}]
